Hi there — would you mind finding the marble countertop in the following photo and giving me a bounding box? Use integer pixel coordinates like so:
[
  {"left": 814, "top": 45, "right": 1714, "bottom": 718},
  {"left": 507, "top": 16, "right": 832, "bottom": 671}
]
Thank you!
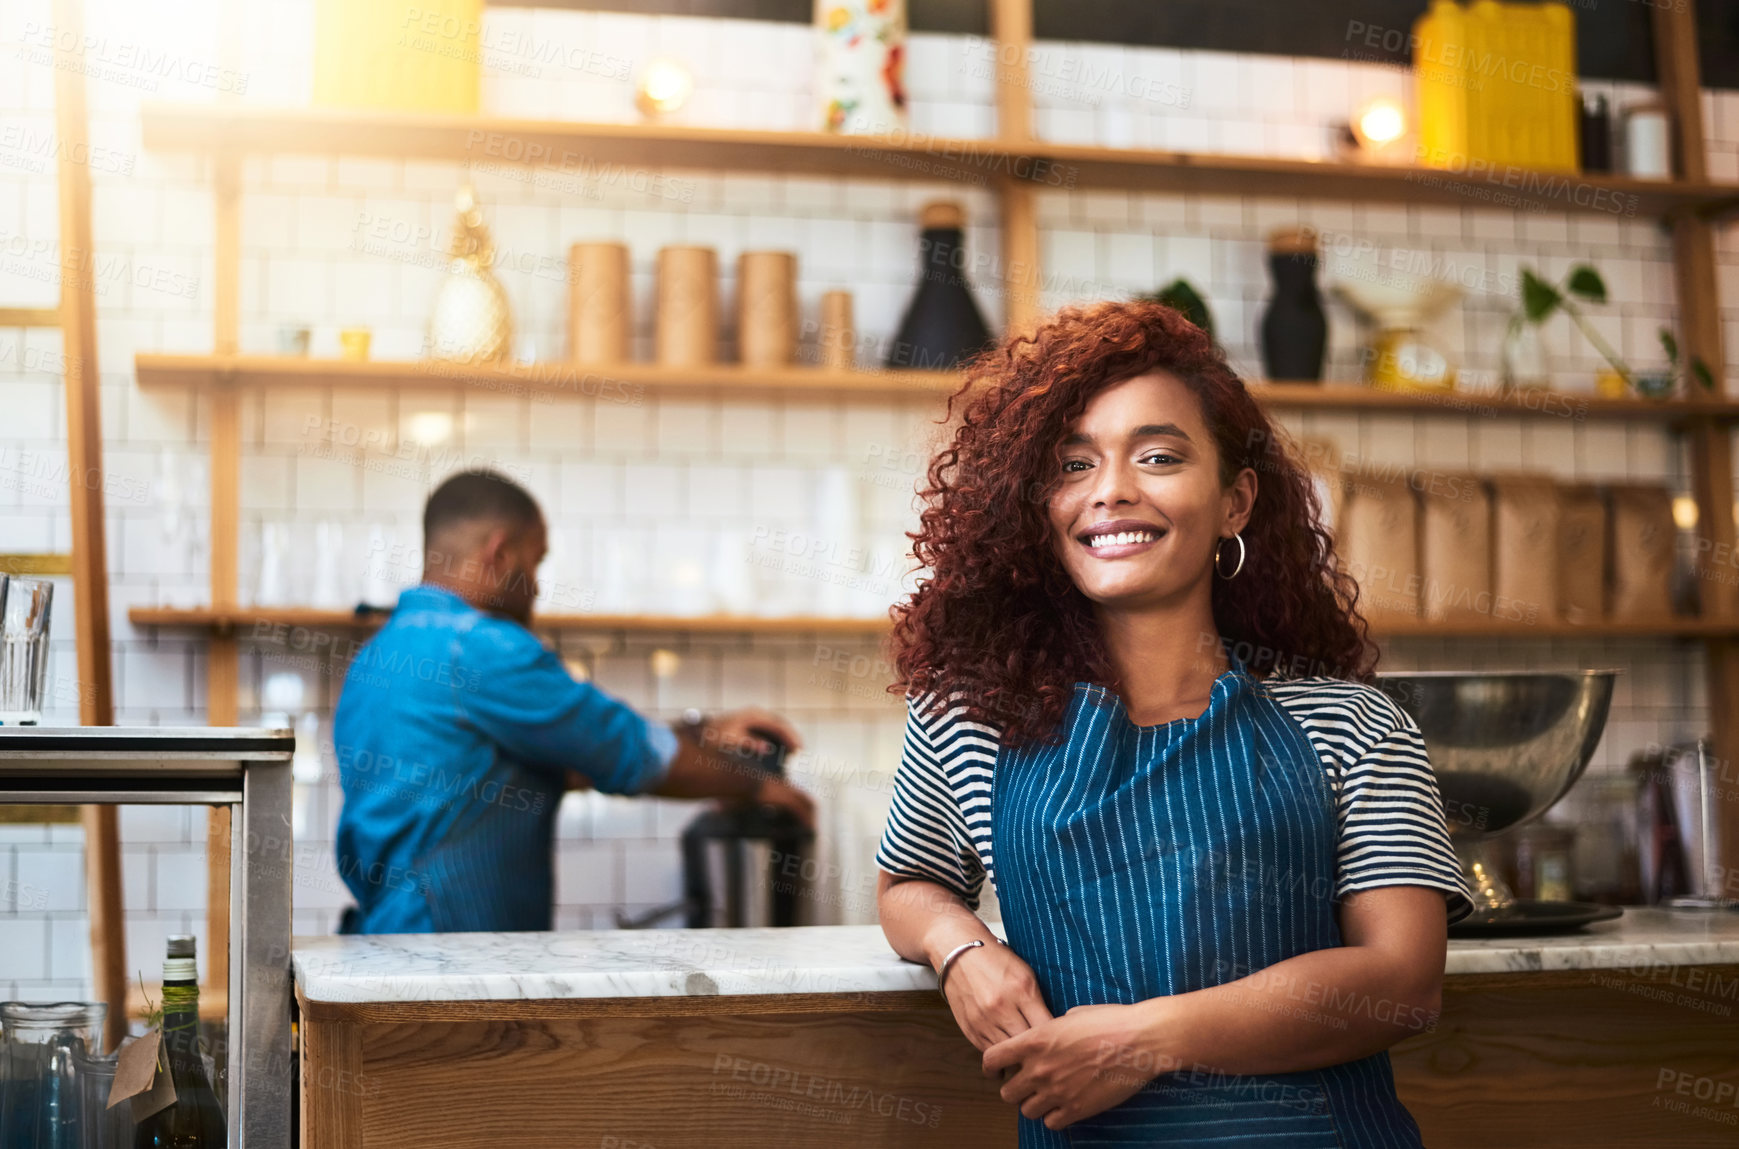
[
  {"left": 293, "top": 924, "right": 952, "bottom": 1003},
  {"left": 1441, "top": 906, "right": 1739, "bottom": 975},
  {"left": 292, "top": 908, "right": 1739, "bottom": 1004}
]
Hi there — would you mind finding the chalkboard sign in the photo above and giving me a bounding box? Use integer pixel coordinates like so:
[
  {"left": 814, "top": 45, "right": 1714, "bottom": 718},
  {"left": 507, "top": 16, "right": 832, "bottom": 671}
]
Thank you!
[{"left": 504, "top": 0, "right": 1739, "bottom": 88}]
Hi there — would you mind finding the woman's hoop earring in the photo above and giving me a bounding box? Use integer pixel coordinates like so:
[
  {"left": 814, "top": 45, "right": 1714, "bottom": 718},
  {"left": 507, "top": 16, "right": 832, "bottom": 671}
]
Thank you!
[{"left": 1214, "top": 533, "right": 1246, "bottom": 580}]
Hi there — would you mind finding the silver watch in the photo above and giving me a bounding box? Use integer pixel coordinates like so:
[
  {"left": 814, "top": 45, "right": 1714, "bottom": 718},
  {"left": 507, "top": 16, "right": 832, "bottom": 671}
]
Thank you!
[{"left": 675, "top": 708, "right": 708, "bottom": 745}]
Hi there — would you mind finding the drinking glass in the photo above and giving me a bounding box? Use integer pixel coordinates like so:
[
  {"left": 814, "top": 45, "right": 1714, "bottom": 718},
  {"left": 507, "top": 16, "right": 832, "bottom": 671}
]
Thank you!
[
  {"left": 749, "top": 522, "right": 811, "bottom": 618},
  {"left": 310, "top": 520, "right": 348, "bottom": 608},
  {"left": 592, "top": 525, "right": 647, "bottom": 615},
  {"left": 362, "top": 523, "right": 408, "bottom": 608},
  {"left": 654, "top": 525, "right": 713, "bottom": 617},
  {"left": 73, "top": 1048, "right": 132, "bottom": 1149},
  {"left": 0, "top": 1001, "right": 106, "bottom": 1149},
  {"left": 708, "top": 527, "right": 756, "bottom": 616},
  {"left": 254, "top": 522, "right": 292, "bottom": 606},
  {"left": 0, "top": 578, "right": 51, "bottom": 725}
]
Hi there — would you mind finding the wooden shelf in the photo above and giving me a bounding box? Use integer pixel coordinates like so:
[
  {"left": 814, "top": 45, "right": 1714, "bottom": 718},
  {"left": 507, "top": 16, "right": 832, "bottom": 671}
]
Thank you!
[
  {"left": 1373, "top": 616, "right": 1739, "bottom": 639},
  {"left": 132, "top": 353, "right": 956, "bottom": 400},
  {"left": 129, "top": 605, "right": 1739, "bottom": 642},
  {"left": 141, "top": 103, "right": 1018, "bottom": 187},
  {"left": 138, "top": 103, "right": 1739, "bottom": 220},
  {"left": 135, "top": 353, "right": 1739, "bottom": 422},
  {"left": 1034, "top": 140, "right": 1739, "bottom": 220},
  {"left": 1249, "top": 381, "right": 1739, "bottom": 421},
  {"left": 129, "top": 606, "right": 891, "bottom": 638}
]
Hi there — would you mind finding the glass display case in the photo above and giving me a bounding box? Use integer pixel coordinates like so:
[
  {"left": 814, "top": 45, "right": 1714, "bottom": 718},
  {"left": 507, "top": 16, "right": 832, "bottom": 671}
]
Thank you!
[{"left": 0, "top": 728, "right": 294, "bottom": 1149}]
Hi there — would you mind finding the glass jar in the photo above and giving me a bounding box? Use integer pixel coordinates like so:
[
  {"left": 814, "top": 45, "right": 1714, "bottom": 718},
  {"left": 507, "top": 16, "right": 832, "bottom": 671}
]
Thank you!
[
  {"left": 0, "top": 1001, "right": 107, "bottom": 1149},
  {"left": 1513, "top": 824, "right": 1577, "bottom": 902},
  {"left": 1568, "top": 773, "right": 1642, "bottom": 903}
]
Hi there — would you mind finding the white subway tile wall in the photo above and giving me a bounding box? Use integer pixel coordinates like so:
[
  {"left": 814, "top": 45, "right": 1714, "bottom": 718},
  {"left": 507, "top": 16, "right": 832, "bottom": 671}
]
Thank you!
[{"left": 3, "top": 0, "right": 1739, "bottom": 997}]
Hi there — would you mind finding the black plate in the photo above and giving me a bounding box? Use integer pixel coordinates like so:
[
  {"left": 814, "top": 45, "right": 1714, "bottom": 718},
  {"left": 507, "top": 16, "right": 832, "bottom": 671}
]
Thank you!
[{"left": 1449, "top": 900, "right": 1624, "bottom": 937}]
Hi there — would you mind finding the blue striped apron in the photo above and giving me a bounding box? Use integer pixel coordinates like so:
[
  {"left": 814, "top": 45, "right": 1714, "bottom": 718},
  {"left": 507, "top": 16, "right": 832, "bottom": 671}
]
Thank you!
[{"left": 990, "top": 667, "right": 1427, "bottom": 1147}]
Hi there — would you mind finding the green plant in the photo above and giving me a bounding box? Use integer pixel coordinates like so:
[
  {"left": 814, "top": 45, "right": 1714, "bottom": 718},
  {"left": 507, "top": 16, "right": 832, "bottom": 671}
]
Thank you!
[
  {"left": 1137, "top": 278, "right": 1214, "bottom": 341},
  {"left": 1511, "top": 264, "right": 1714, "bottom": 400},
  {"left": 1510, "top": 264, "right": 1630, "bottom": 384},
  {"left": 1656, "top": 327, "right": 1716, "bottom": 395}
]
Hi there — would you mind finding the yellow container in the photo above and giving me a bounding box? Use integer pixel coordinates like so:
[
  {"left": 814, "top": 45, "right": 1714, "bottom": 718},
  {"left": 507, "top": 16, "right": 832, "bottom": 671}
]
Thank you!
[
  {"left": 1414, "top": 0, "right": 1468, "bottom": 170},
  {"left": 1367, "top": 329, "right": 1457, "bottom": 393},
  {"left": 339, "top": 327, "right": 373, "bottom": 361},
  {"left": 313, "top": 0, "right": 482, "bottom": 114},
  {"left": 1414, "top": 0, "right": 1578, "bottom": 173}
]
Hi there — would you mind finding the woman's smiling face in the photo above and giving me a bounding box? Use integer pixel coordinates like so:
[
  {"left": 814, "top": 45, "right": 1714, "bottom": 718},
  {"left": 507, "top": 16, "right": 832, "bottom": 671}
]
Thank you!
[{"left": 1046, "top": 370, "right": 1255, "bottom": 610}]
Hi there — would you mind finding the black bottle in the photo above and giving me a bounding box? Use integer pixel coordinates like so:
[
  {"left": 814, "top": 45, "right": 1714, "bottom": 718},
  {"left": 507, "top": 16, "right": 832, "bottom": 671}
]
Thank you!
[
  {"left": 1578, "top": 92, "right": 1611, "bottom": 173},
  {"left": 1259, "top": 227, "right": 1327, "bottom": 383},
  {"left": 134, "top": 935, "right": 226, "bottom": 1148},
  {"left": 885, "top": 200, "right": 992, "bottom": 371}
]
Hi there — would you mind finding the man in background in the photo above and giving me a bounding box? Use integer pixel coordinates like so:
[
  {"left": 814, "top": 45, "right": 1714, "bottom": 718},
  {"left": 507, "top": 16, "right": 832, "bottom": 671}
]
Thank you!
[{"left": 333, "top": 469, "right": 814, "bottom": 933}]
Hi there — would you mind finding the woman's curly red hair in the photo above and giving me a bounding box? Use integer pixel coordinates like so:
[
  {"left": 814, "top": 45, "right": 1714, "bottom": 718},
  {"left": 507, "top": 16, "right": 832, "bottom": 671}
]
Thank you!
[{"left": 886, "top": 300, "right": 1376, "bottom": 747}]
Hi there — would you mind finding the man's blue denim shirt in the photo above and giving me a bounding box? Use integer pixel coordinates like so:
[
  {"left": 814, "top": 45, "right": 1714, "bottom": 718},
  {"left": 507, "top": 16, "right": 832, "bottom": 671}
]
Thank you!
[{"left": 332, "top": 584, "right": 678, "bottom": 933}]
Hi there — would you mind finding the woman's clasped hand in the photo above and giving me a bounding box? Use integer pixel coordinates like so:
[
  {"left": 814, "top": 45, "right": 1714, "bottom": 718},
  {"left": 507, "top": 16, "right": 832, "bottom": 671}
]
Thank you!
[
  {"left": 937, "top": 935, "right": 1053, "bottom": 1050},
  {"left": 981, "top": 1000, "right": 1171, "bottom": 1131},
  {"left": 942, "top": 940, "right": 1176, "bottom": 1132}
]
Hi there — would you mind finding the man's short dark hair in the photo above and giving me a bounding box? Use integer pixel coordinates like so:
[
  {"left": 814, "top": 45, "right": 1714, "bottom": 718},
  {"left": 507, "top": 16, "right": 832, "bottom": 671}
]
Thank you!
[{"left": 423, "top": 470, "right": 542, "bottom": 541}]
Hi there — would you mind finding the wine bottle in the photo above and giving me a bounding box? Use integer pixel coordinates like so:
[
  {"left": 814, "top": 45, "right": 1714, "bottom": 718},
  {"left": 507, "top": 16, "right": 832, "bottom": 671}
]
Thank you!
[
  {"left": 885, "top": 200, "right": 992, "bottom": 371},
  {"left": 134, "top": 935, "right": 227, "bottom": 1148}
]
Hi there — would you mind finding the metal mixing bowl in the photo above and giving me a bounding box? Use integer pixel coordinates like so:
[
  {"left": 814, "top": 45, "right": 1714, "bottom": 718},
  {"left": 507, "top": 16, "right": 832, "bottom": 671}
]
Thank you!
[{"left": 1374, "top": 670, "right": 1618, "bottom": 839}]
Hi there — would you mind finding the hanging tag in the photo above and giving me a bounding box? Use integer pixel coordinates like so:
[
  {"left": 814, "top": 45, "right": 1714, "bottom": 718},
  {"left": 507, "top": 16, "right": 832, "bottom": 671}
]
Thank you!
[
  {"left": 109, "top": 1031, "right": 161, "bottom": 1108},
  {"left": 130, "top": 1062, "right": 179, "bottom": 1123},
  {"left": 112, "top": 1030, "right": 179, "bottom": 1122}
]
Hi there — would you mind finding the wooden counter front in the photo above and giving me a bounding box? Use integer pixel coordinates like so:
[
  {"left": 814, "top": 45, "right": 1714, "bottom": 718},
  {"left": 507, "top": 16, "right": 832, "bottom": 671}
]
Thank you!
[
  {"left": 297, "top": 990, "right": 1011, "bottom": 1148},
  {"left": 293, "top": 916, "right": 1739, "bottom": 1148},
  {"left": 1393, "top": 965, "right": 1739, "bottom": 1147}
]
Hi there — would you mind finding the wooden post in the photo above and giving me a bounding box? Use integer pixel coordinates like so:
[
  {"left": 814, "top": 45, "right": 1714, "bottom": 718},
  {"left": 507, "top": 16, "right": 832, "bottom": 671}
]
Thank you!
[
  {"left": 1652, "top": 0, "right": 1739, "bottom": 888},
  {"left": 205, "top": 153, "right": 243, "bottom": 1003},
  {"left": 997, "top": 182, "right": 1041, "bottom": 338},
  {"left": 50, "top": 0, "right": 112, "bottom": 713},
  {"left": 51, "top": 0, "right": 123, "bottom": 1054},
  {"left": 989, "top": 0, "right": 1032, "bottom": 143},
  {"left": 990, "top": 0, "right": 1042, "bottom": 337},
  {"left": 1651, "top": 0, "right": 1706, "bottom": 185},
  {"left": 200, "top": 0, "right": 247, "bottom": 1013}
]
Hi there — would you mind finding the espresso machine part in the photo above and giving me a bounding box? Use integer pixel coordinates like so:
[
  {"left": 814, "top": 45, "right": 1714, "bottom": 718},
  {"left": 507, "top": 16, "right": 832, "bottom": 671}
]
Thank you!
[
  {"left": 1377, "top": 670, "right": 1623, "bottom": 936},
  {"left": 614, "top": 724, "right": 815, "bottom": 929},
  {"left": 680, "top": 724, "right": 814, "bottom": 927}
]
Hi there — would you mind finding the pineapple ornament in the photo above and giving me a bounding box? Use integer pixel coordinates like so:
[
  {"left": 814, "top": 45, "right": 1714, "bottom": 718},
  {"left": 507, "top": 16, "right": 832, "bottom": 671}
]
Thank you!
[{"left": 427, "top": 183, "right": 513, "bottom": 363}]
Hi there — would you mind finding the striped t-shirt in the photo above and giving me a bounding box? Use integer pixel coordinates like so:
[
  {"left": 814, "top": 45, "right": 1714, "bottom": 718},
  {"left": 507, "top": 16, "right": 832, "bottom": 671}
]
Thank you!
[{"left": 874, "top": 676, "right": 1475, "bottom": 925}]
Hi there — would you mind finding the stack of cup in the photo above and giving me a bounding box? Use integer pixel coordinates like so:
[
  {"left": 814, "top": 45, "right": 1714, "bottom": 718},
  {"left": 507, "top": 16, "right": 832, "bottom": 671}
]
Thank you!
[
  {"left": 819, "top": 289, "right": 855, "bottom": 370},
  {"left": 655, "top": 246, "right": 719, "bottom": 366},
  {"left": 737, "top": 251, "right": 798, "bottom": 367},
  {"left": 569, "top": 240, "right": 860, "bottom": 375},
  {"left": 568, "top": 241, "right": 632, "bottom": 364}
]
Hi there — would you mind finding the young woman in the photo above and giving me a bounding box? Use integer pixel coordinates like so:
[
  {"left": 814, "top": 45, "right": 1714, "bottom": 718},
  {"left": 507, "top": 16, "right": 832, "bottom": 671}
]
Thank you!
[{"left": 875, "top": 301, "right": 1473, "bottom": 1147}]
